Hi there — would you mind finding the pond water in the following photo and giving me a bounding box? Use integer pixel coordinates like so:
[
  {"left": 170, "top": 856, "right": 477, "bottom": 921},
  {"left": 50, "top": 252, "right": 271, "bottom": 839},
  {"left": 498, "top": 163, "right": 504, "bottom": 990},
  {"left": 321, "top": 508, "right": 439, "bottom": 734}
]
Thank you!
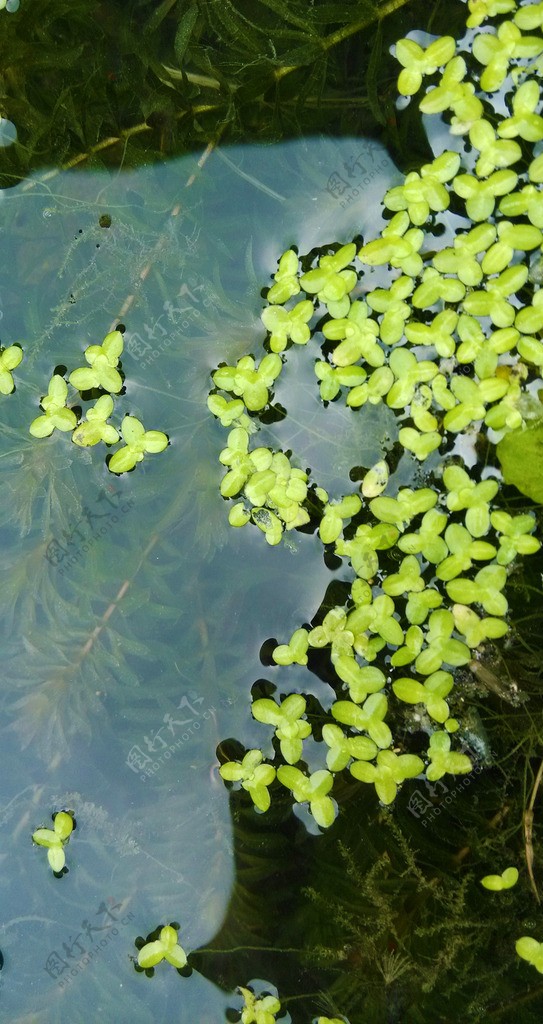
[
  {"left": 0, "top": 137, "right": 395, "bottom": 1022},
  {"left": 1, "top": 2, "right": 543, "bottom": 1023}
]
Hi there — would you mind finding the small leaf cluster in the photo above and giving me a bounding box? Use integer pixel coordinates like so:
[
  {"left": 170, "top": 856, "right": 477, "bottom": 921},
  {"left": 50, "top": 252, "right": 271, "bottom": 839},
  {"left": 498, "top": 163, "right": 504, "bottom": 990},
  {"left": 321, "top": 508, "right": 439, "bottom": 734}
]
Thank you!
[
  {"left": 29, "top": 329, "right": 168, "bottom": 473},
  {"left": 237, "top": 985, "right": 282, "bottom": 1024},
  {"left": 218, "top": 427, "right": 309, "bottom": 545},
  {"left": 230, "top": 982, "right": 349, "bottom": 1024},
  {"left": 32, "top": 810, "right": 75, "bottom": 874},
  {"left": 211, "top": 0, "right": 543, "bottom": 820},
  {"left": 136, "top": 923, "right": 187, "bottom": 972}
]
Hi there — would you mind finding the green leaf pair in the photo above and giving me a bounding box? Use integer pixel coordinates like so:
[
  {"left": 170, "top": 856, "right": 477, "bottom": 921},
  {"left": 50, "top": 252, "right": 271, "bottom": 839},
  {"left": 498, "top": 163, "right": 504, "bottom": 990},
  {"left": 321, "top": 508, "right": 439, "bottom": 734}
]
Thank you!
[
  {"left": 481, "top": 866, "right": 518, "bottom": 890},
  {"left": 516, "top": 935, "right": 543, "bottom": 973},
  {"left": 0, "top": 343, "right": 23, "bottom": 394},
  {"left": 317, "top": 492, "right": 362, "bottom": 545}
]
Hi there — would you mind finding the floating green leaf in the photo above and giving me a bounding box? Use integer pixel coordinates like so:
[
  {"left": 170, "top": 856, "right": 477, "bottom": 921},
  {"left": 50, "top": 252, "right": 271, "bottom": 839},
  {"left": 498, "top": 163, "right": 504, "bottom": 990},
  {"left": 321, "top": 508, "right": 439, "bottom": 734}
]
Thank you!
[
  {"left": 0, "top": 343, "right": 23, "bottom": 394},
  {"left": 497, "top": 421, "right": 543, "bottom": 501},
  {"left": 32, "top": 810, "right": 75, "bottom": 873},
  {"left": 108, "top": 415, "right": 168, "bottom": 474},
  {"left": 137, "top": 924, "right": 187, "bottom": 970}
]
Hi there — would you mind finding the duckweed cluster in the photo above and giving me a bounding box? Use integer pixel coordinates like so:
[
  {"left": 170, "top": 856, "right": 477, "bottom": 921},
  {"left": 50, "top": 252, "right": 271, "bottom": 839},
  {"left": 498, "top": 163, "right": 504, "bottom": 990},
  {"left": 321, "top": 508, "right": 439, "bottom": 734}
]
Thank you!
[
  {"left": 208, "top": 0, "right": 543, "bottom": 989},
  {"left": 28, "top": 330, "right": 169, "bottom": 473}
]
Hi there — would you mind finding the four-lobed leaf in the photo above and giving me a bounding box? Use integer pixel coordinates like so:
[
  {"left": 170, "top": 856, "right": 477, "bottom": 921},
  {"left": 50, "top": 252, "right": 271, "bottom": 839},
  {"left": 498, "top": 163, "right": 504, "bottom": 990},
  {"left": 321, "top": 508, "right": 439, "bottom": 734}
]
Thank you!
[
  {"left": 239, "top": 986, "right": 281, "bottom": 1024},
  {"left": 29, "top": 375, "right": 78, "bottom": 437},
  {"left": 72, "top": 395, "right": 120, "bottom": 447},
  {"left": 252, "top": 694, "right": 311, "bottom": 765},
  {"left": 219, "top": 748, "right": 276, "bottom": 811},
  {"left": 108, "top": 415, "right": 168, "bottom": 474},
  {"left": 69, "top": 329, "right": 124, "bottom": 393},
  {"left": 350, "top": 748, "right": 424, "bottom": 805}
]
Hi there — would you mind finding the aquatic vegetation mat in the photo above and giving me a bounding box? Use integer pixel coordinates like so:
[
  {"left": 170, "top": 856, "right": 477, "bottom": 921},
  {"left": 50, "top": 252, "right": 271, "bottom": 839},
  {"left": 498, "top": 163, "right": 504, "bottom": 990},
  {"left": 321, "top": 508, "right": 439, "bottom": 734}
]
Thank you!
[{"left": 2, "top": 1, "right": 543, "bottom": 1023}]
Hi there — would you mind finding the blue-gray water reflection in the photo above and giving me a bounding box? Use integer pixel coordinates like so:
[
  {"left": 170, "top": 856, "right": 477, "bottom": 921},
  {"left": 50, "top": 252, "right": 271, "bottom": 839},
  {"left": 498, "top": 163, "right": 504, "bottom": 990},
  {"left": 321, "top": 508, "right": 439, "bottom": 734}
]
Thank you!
[{"left": 0, "top": 138, "right": 397, "bottom": 1022}]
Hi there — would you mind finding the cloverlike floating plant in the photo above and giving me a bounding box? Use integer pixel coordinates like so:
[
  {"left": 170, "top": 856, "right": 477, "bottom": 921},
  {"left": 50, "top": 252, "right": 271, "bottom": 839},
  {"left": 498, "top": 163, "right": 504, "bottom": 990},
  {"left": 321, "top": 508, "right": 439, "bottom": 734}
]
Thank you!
[
  {"left": 68, "top": 329, "right": 124, "bottom": 393},
  {"left": 212, "top": 354, "right": 283, "bottom": 412},
  {"left": 209, "top": 0, "right": 543, "bottom": 858},
  {"left": 238, "top": 986, "right": 282, "bottom": 1024},
  {"left": 350, "top": 748, "right": 424, "bottom": 805},
  {"left": 276, "top": 766, "right": 336, "bottom": 828},
  {"left": 252, "top": 694, "right": 311, "bottom": 765},
  {"left": 29, "top": 328, "right": 169, "bottom": 474},
  {"left": 29, "top": 375, "right": 78, "bottom": 437},
  {"left": 71, "top": 394, "right": 120, "bottom": 447},
  {"left": 32, "top": 810, "right": 75, "bottom": 873},
  {"left": 108, "top": 415, "right": 168, "bottom": 474},
  {"left": 136, "top": 924, "right": 187, "bottom": 970},
  {"left": 219, "top": 749, "right": 276, "bottom": 811}
]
